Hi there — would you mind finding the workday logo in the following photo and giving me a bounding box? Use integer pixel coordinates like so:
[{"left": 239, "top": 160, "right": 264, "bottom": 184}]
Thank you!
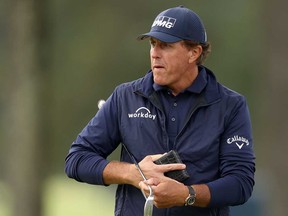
[
  {"left": 227, "top": 135, "right": 250, "bottom": 150},
  {"left": 128, "top": 107, "right": 156, "bottom": 120},
  {"left": 152, "top": 16, "right": 176, "bottom": 29}
]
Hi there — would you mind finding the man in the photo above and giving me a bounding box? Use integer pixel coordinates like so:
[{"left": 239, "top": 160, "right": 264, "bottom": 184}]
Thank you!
[{"left": 65, "top": 6, "right": 255, "bottom": 216}]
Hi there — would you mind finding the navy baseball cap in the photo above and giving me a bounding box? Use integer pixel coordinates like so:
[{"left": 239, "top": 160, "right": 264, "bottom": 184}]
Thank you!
[{"left": 138, "top": 6, "right": 207, "bottom": 44}]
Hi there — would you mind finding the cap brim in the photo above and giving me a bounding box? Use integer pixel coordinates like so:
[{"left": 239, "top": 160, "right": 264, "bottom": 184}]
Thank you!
[{"left": 137, "top": 31, "right": 182, "bottom": 43}]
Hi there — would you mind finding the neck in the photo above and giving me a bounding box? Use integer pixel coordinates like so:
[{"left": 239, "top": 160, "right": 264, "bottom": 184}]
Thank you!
[{"left": 170, "top": 67, "right": 199, "bottom": 96}]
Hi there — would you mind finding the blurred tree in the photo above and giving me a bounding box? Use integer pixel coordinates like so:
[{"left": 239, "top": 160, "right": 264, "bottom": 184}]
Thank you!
[
  {"left": 3, "top": 0, "right": 50, "bottom": 216},
  {"left": 259, "top": 0, "right": 288, "bottom": 215}
]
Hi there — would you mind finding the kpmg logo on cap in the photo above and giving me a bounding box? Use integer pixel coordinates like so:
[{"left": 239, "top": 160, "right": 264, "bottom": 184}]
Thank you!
[{"left": 152, "top": 16, "right": 176, "bottom": 29}]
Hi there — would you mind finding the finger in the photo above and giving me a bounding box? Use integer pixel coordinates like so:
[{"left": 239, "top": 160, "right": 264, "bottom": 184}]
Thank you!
[
  {"left": 143, "top": 154, "right": 164, "bottom": 162},
  {"left": 139, "top": 178, "right": 160, "bottom": 188},
  {"left": 138, "top": 181, "right": 149, "bottom": 198},
  {"left": 157, "top": 163, "right": 186, "bottom": 172},
  {"left": 150, "top": 153, "right": 166, "bottom": 161},
  {"left": 145, "top": 178, "right": 160, "bottom": 186},
  {"left": 139, "top": 181, "right": 148, "bottom": 192}
]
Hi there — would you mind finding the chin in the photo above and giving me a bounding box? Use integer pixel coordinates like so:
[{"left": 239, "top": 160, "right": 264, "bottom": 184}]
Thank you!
[{"left": 154, "top": 79, "right": 166, "bottom": 86}]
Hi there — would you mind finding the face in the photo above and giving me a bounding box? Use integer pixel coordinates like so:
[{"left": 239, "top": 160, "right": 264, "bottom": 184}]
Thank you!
[{"left": 150, "top": 38, "right": 198, "bottom": 94}]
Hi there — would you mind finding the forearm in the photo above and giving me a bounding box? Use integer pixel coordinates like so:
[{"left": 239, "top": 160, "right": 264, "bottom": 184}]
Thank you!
[
  {"left": 192, "top": 184, "right": 211, "bottom": 207},
  {"left": 207, "top": 174, "right": 254, "bottom": 207},
  {"left": 103, "top": 161, "right": 141, "bottom": 188},
  {"left": 65, "top": 150, "right": 110, "bottom": 185},
  {"left": 169, "top": 183, "right": 211, "bottom": 207}
]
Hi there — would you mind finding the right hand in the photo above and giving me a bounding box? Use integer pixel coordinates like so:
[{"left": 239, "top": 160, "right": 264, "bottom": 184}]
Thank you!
[{"left": 130, "top": 154, "right": 186, "bottom": 188}]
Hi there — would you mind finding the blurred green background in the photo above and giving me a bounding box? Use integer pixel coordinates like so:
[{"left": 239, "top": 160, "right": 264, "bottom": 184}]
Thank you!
[{"left": 1, "top": 0, "right": 287, "bottom": 215}]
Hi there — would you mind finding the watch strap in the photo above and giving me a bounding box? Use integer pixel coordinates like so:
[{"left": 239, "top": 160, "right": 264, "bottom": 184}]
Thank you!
[
  {"left": 188, "top": 185, "right": 195, "bottom": 195},
  {"left": 185, "top": 185, "right": 196, "bottom": 206}
]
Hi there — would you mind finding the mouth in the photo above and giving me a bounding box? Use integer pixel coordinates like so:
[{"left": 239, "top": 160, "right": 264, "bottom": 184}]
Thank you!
[{"left": 153, "top": 64, "right": 164, "bottom": 70}]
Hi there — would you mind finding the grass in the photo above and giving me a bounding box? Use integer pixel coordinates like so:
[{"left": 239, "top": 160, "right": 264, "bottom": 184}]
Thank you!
[
  {"left": 0, "top": 181, "right": 12, "bottom": 216},
  {"left": 44, "top": 175, "right": 116, "bottom": 216},
  {"left": 0, "top": 175, "right": 116, "bottom": 216}
]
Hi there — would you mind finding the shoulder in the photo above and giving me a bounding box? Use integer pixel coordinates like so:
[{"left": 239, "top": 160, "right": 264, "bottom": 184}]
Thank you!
[
  {"left": 219, "top": 85, "right": 248, "bottom": 112},
  {"left": 220, "top": 85, "right": 246, "bottom": 101},
  {"left": 114, "top": 71, "right": 153, "bottom": 96},
  {"left": 203, "top": 67, "right": 246, "bottom": 106},
  {"left": 204, "top": 66, "right": 248, "bottom": 114}
]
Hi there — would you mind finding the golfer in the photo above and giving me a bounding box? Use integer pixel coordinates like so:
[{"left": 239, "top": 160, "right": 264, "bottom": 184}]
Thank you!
[{"left": 65, "top": 6, "right": 255, "bottom": 216}]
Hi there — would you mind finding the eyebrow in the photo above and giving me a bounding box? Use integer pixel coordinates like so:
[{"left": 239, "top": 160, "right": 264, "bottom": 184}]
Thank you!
[{"left": 149, "top": 38, "right": 171, "bottom": 45}]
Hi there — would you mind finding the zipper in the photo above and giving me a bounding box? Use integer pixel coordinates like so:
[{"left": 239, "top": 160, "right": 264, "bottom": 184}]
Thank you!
[
  {"left": 174, "top": 94, "right": 221, "bottom": 146},
  {"left": 136, "top": 90, "right": 170, "bottom": 151},
  {"left": 148, "top": 91, "right": 170, "bottom": 150},
  {"left": 176, "top": 95, "right": 206, "bottom": 140}
]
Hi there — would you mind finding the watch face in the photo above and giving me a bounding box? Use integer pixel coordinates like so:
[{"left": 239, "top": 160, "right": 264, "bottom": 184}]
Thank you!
[{"left": 187, "top": 196, "right": 195, "bottom": 205}]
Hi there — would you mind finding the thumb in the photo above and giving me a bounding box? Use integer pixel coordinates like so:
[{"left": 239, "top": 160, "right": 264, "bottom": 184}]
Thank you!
[{"left": 139, "top": 178, "right": 160, "bottom": 188}]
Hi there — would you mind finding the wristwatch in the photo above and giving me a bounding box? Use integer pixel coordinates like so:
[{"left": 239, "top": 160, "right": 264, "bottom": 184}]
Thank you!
[{"left": 184, "top": 185, "right": 196, "bottom": 206}]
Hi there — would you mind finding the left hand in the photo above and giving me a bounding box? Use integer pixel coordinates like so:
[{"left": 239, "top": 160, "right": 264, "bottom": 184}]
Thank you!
[{"left": 139, "top": 178, "right": 188, "bottom": 208}]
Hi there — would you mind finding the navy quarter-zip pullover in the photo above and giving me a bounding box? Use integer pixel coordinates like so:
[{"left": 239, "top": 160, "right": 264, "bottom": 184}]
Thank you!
[{"left": 65, "top": 66, "right": 255, "bottom": 216}]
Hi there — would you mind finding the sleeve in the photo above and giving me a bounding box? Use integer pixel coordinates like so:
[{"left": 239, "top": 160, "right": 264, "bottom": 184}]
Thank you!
[
  {"left": 64, "top": 89, "right": 122, "bottom": 185},
  {"left": 207, "top": 96, "right": 255, "bottom": 207}
]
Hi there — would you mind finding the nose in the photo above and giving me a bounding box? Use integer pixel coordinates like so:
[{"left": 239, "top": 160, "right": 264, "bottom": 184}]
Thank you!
[{"left": 150, "top": 45, "right": 161, "bottom": 59}]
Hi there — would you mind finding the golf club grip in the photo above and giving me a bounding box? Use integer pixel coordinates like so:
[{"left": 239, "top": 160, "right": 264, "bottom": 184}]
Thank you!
[{"left": 154, "top": 150, "right": 190, "bottom": 182}]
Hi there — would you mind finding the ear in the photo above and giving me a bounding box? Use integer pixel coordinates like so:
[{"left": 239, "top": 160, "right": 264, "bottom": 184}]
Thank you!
[{"left": 188, "top": 45, "right": 202, "bottom": 63}]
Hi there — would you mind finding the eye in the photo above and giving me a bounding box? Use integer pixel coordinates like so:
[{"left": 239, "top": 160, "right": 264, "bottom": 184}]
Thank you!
[
  {"left": 149, "top": 39, "right": 156, "bottom": 47},
  {"left": 160, "top": 42, "right": 173, "bottom": 49},
  {"left": 161, "top": 42, "right": 169, "bottom": 48}
]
